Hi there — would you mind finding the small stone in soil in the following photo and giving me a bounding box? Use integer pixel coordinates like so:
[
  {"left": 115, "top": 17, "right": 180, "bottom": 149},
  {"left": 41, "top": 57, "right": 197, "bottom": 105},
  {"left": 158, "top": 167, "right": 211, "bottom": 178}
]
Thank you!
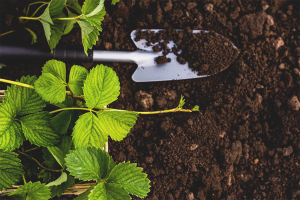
[
  {"left": 282, "top": 146, "right": 293, "bottom": 156},
  {"left": 287, "top": 95, "right": 300, "bottom": 111}
]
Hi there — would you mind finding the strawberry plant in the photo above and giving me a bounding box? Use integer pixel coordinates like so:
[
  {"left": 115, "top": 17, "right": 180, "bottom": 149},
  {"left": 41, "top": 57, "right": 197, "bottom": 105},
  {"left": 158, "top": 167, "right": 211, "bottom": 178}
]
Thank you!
[
  {"left": 0, "top": 60, "right": 199, "bottom": 198},
  {"left": 1, "top": 0, "right": 120, "bottom": 55}
]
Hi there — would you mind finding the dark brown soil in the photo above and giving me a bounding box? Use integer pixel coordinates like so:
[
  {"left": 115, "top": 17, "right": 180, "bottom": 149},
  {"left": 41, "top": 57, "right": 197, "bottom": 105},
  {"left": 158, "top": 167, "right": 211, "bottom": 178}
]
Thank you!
[
  {"left": 135, "top": 28, "right": 239, "bottom": 75},
  {"left": 1, "top": 0, "right": 300, "bottom": 200}
]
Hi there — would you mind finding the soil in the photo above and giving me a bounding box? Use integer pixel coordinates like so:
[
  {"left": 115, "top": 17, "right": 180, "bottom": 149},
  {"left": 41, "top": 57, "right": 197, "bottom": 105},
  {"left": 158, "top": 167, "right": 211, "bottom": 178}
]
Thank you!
[
  {"left": 135, "top": 28, "right": 239, "bottom": 75},
  {"left": 1, "top": 0, "right": 300, "bottom": 200}
]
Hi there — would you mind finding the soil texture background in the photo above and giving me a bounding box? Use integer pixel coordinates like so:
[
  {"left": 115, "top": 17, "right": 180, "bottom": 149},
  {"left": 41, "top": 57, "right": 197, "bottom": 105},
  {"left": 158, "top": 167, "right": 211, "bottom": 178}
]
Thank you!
[{"left": 0, "top": 0, "right": 300, "bottom": 199}]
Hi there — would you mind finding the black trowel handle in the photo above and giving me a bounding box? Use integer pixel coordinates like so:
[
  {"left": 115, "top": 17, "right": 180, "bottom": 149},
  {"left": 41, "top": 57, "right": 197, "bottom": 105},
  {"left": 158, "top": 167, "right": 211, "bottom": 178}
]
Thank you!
[{"left": 0, "top": 45, "right": 93, "bottom": 63}]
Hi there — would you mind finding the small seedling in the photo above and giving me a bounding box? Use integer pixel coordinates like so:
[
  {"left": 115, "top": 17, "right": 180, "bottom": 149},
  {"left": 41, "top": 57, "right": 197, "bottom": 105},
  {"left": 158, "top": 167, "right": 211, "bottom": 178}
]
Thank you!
[{"left": 0, "top": 60, "right": 198, "bottom": 198}]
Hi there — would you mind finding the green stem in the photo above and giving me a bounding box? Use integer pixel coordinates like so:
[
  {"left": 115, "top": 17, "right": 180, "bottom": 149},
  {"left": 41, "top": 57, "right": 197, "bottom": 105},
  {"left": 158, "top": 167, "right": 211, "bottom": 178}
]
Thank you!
[
  {"left": 25, "top": 147, "right": 40, "bottom": 153},
  {"left": 29, "top": 3, "right": 48, "bottom": 19},
  {"left": 26, "top": 1, "right": 49, "bottom": 17},
  {"left": 53, "top": 14, "right": 83, "bottom": 20},
  {"left": 0, "top": 30, "right": 16, "bottom": 37},
  {"left": 19, "top": 16, "right": 40, "bottom": 20},
  {"left": 16, "top": 150, "right": 63, "bottom": 173},
  {"left": 22, "top": 175, "right": 27, "bottom": 184},
  {"left": 100, "top": 107, "right": 192, "bottom": 114},
  {"left": 0, "top": 78, "right": 34, "bottom": 89},
  {"left": 49, "top": 107, "right": 94, "bottom": 114}
]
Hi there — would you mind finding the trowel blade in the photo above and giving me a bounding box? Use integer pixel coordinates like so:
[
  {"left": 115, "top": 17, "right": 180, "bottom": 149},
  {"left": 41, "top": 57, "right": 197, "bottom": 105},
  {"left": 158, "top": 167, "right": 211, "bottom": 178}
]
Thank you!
[{"left": 130, "top": 29, "right": 238, "bottom": 82}]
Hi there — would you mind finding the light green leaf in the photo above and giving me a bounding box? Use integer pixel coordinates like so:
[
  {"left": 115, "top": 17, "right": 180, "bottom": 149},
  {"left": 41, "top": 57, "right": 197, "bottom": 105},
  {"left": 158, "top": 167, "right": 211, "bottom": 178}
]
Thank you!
[
  {"left": 3, "top": 76, "right": 46, "bottom": 116},
  {"left": 0, "top": 63, "right": 6, "bottom": 69},
  {"left": 68, "top": 65, "right": 89, "bottom": 96},
  {"left": 49, "top": 17, "right": 66, "bottom": 52},
  {"left": 191, "top": 105, "right": 199, "bottom": 111},
  {"left": 46, "top": 172, "right": 67, "bottom": 186},
  {"left": 25, "top": 28, "right": 37, "bottom": 44},
  {"left": 47, "top": 146, "right": 66, "bottom": 169},
  {"left": 50, "top": 174, "right": 75, "bottom": 198},
  {"left": 40, "top": 20, "right": 52, "bottom": 41},
  {"left": 40, "top": 6, "right": 53, "bottom": 24},
  {"left": 65, "top": 147, "right": 111, "bottom": 181},
  {"left": 82, "top": 0, "right": 104, "bottom": 17},
  {"left": 96, "top": 110, "right": 138, "bottom": 141},
  {"left": 89, "top": 183, "right": 131, "bottom": 200},
  {"left": 107, "top": 162, "right": 151, "bottom": 198},
  {"left": 75, "top": 185, "right": 95, "bottom": 200},
  {"left": 178, "top": 95, "right": 185, "bottom": 107},
  {"left": 111, "top": 0, "right": 120, "bottom": 5},
  {"left": 84, "top": 9, "right": 106, "bottom": 32},
  {"left": 34, "top": 73, "right": 66, "bottom": 104},
  {"left": 20, "top": 112, "right": 60, "bottom": 147},
  {"left": 42, "top": 59, "right": 66, "bottom": 82},
  {"left": 0, "top": 150, "right": 24, "bottom": 191},
  {"left": 83, "top": 64, "right": 120, "bottom": 109},
  {"left": 0, "top": 103, "right": 24, "bottom": 151},
  {"left": 51, "top": 110, "right": 72, "bottom": 134},
  {"left": 8, "top": 181, "right": 51, "bottom": 200},
  {"left": 72, "top": 112, "right": 107, "bottom": 148},
  {"left": 82, "top": 28, "right": 99, "bottom": 55}
]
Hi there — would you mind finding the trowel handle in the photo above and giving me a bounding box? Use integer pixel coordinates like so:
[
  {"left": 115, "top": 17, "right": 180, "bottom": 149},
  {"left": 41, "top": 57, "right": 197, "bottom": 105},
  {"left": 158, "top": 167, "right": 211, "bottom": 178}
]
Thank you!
[{"left": 0, "top": 44, "right": 93, "bottom": 63}]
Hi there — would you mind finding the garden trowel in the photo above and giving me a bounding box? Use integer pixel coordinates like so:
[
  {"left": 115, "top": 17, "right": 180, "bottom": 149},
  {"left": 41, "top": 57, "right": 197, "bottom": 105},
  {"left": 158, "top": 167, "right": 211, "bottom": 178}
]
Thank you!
[{"left": 0, "top": 29, "right": 238, "bottom": 82}]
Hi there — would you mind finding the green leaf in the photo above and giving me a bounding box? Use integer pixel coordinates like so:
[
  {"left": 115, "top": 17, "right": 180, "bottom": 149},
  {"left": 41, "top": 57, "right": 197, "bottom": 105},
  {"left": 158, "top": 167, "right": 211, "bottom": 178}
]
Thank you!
[
  {"left": 3, "top": 75, "right": 46, "bottom": 116},
  {"left": 178, "top": 95, "right": 185, "bottom": 107},
  {"left": 20, "top": 112, "right": 60, "bottom": 147},
  {"left": 64, "top": 10, "right": 78, "bottom": 34},
  {"left": 51, "top": 110, "right": 72, "bottom": 134},
  {"left": 50, "top": 174, "right": 75, "bottom": 198},
  {"left": 84, "top": 9, "right": 106, "bottom": 32},
  {"left": 68, "top": 65, "right": 89, "bottom": 96},
  {"left": 40, "top": 6, "right": 53, "bottom": 24},
  {"left": 0, "top": 103, "right": 24, "bottom": 151},
  {"left": 89, "top": 183, "right": 131, "bottom": 200},
  {"left": 34, "top": 73, "right": 66, "bottom": 104},
  {"left": 8, "top": 181, "right": 51, "bottom": 200},
  {"left": 46, "top": 172, "right": 67, "bottom": 187},
  {"left": 191, "top": 105, "right": 199, "bottom": 111},
  {"left": 96, "top": 111, "right": 138, "bottom": 141},
  {"left": 111, "top": 0, "right": 120, "bottom": 5},
  {"left": 47, "top": 146, "right": 66, "bottom": 169},
  {"left": 40, "top": 20, "right": 51, "bottom": 41},
  {"left": 77, "top": 19, "right": 99, "bottom": 55},
  {"left": 37, "top": 169, "right": 52, "bottom": 183},
  {"left": 43, "top": 148, "right": 60, "bottom": 170},
  {"left": 66, "top": 0, "right": 82, "bottom": 14},
  {"left": 0, "top": 150, "right": 24, "bottom": 191},
  {"left": 82, "top": 0, "right": 104, "bottom": 17},
  {"left": 107, "top": 162, "right": 150, "bottom": 198},
  {"left": 59, "top": 135, "right": 74, "bottom": 155},
  {"left": 48, "top": 0, "right": 65, "bottom": 16},
  {"left": 75, "top": 185, "right": 95, "bottom": 200},
  {"left": 49, "top": 17, "right": 66, "bottom": 51},
  {"left": 65, "top": 147, "right": 111, "bottom": 181},
  {"left": 72, "top": 112, "right": 107, "bottom": 148},
  {"left": 83, "top": 64, "right": 120, "bottom": 109},
  {"left": 42, "top": 59, "right": 66, "bottom": 82},
  {"left": 0, "top": 63, "right": 7, "bottom": 69}
]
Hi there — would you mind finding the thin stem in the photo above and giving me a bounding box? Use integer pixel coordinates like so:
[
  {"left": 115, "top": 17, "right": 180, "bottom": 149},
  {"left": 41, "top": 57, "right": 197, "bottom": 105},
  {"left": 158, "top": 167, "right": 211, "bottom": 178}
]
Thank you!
[
  {"left": 25, "top": 147, "right": 40, "bottom": 153},
  {"left": 28, "top": 3, "right": 48, "bottom": 20},
  {"left": 16, "top": 150, "right": 63, "bottom": 173},
  {"left": 0, "top": 30, "right": 16, "bottom": 37},
  {"left": 19, "top": 16, "right": 40, "bottom": 20},
  {"left": 99, "top": 107, "right": 192, "bottom": 114},
  {"left": 0, "top": 78, "right": 34, "bottom": 89},
  {"left": 53, "top": 14, "right": 83, "bottom": 21},
  {"left": 22, "top": 175, "right": 27, "bottom": 184},
  {"left": 26, "top": 1, "right": 49, "bottom": 17},
  {"left": 49, "top": 107, "right": 94, "bottom": 114}
]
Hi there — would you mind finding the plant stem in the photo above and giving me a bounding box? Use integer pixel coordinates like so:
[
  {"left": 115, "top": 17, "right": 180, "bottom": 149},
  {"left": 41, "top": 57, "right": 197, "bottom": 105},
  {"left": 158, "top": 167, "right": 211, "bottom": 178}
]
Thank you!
[
  {"left": 29, "top": 3, "right": 48, "bottom": 20},
  {"left": 16, "top": 150, "right": 63, "bottom": 173},
  {"left": 100, "top": 107, "right": 192, "bottom": 114},
  {"left": 25, "top": 1, "right": 49, "bottom": 17},
  {"left": 0, "top": 78, "right": 35, "bottom": 89},
  {"left": 0, "top": 30, "right": 16, "bottom": 37},
  {"left": 19, "top": 16, "right": 40, "bottom": 20},
  {"left": 25, "top": 147, "right": 40, "bottom": 153},
  {"left": 22, "top": 175, "right": 27, "bottom": 184},
  {"left": 53, "top": 14, "right": 83, "bottom": 21},
  {"left": 49, "top": 107, "right": 94, "bottom": 114}
]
